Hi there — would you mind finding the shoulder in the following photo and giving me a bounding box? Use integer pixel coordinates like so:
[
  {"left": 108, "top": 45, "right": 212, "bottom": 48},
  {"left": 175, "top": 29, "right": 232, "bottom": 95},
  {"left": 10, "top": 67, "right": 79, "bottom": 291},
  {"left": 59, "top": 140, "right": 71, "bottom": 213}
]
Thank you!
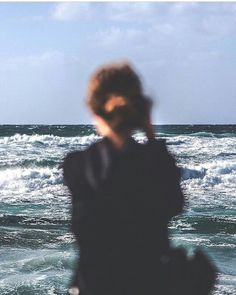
[
  {"left": 62, "top": 150, "right": 83, "bottom": 170},
  {"left": 62, "top": 139, "right": 102, "bottom": 178},
  {"left": 147, "top": 138, "right": 167, "bottom": 148},
  {"left": 147, "top": 138, "right": 179, "bottom": 170},
  {"left": 146, "top": 138, "right": 169, "bottom": 157},
  {"left": 61, "top": 151, "right": 83, "bottom": 187},
  {"left": 62, "top": 139, "right": 101, "bottom": 166},
  {"left": 62, "top": 140, "right": 104, "bottom": 193}
]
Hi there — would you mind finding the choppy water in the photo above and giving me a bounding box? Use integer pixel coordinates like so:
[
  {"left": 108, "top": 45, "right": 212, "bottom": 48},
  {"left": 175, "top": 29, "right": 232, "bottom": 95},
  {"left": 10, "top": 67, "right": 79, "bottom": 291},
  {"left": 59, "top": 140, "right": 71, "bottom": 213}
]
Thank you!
[{"left": 0, "top": 125, "right": 235, "bottom": 295}]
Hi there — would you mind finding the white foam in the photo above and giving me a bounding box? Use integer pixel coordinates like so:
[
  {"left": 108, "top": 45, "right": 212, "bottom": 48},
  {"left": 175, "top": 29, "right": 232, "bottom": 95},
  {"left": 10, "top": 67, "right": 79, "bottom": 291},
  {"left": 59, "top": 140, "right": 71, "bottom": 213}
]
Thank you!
[
  {"left": 0, "top": 133, "right": 101, "bottom": 147},
  {"left": 0, "top": 167, "right": 65, "bottom": 203},
  {"left": 166, "top": 136, "right": 236, "bottom": 159},
  {"left": 213, "top": 275, "right": 236, "bottom": 295},
  {"left": 181, "top": 160, "right": 236, "bottom": 190}
]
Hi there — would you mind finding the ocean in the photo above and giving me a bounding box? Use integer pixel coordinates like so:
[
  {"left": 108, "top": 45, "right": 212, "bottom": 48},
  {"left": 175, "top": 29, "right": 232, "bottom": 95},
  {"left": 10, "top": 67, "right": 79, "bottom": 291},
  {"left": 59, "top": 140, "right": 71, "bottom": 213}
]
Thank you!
[{"left": 0, "top": 125, "right": 235, "bottom": 295}]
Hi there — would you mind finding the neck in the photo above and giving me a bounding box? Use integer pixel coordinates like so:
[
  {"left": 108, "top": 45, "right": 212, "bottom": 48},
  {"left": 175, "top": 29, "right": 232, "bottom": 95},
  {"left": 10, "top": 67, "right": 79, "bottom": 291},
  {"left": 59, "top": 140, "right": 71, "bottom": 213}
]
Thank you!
[{"left": 106, "top": 130, "right": 132, "bottom": 150}]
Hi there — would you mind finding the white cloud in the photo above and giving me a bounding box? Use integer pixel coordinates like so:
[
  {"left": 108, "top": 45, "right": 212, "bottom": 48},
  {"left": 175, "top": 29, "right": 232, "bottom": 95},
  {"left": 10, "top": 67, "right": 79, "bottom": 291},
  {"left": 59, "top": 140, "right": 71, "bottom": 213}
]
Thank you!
[
  {"left": 0, "top": 51, "right": 66, "bottom": 71},
  {"left": 106, "top": 2, "right": 154, "bottom": 22},
  {"left": 91, "top": 27, "right": 149, "bottom": 47},
  {"left": 170, "top": 2, "right": 199, "bottom": 14},
  {"left": 51, "top": 2, "right": 236, "bottom": 38},
  {"left": 52, "top": 2, "right": 93, "bottom": 21},
  {"left": 51, "top": 2, "right": 154, "bottom": 23},
  {"left": 2, "top": 2, "right": 236, "bottom": 124}
]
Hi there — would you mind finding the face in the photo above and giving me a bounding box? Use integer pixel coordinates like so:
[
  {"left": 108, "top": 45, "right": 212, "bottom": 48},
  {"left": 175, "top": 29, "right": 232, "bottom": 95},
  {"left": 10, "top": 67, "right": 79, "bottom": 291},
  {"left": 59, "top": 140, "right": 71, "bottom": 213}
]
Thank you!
[{"left": 92, "top": 114, "right": 111, "bottom": 137}]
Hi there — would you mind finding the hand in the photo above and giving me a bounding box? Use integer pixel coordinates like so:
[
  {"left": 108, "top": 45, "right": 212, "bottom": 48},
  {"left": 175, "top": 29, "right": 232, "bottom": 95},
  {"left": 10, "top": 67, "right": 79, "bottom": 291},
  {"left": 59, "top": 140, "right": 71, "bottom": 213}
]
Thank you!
[
  {"left": 68, "top": 286, "right": 80, "bottom": 295},
  {"left": 143, "top": 116, "right": 155, "bottom": 140}
]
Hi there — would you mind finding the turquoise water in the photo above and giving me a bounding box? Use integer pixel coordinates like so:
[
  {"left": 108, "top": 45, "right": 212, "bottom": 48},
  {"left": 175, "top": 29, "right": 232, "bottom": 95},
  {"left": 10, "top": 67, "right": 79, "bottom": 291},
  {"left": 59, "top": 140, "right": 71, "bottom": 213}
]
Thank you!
[{"left": 0, "top": 125, "right": 235, "bottom": 294}]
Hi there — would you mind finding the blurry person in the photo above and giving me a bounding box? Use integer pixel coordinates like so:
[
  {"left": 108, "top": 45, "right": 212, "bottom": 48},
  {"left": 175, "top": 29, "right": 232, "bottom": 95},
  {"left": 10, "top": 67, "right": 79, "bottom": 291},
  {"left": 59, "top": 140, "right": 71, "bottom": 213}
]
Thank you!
[{"left": 62, "top": 62, "right": 216, "bottom": 295}]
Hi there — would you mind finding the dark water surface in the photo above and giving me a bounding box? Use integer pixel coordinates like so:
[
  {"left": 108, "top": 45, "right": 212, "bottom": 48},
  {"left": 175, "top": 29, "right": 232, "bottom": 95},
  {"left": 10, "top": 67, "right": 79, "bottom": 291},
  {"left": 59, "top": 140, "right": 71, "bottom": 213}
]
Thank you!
[{"left": 0, "top": 125, "right": 235, "bottom": 294}]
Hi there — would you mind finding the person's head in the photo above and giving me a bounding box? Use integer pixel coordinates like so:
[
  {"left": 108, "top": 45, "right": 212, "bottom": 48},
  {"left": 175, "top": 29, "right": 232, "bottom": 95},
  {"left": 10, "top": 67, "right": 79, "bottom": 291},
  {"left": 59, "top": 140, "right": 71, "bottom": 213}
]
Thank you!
[{"left": 87, "top": 61, "right": 152, "bottom": 137}]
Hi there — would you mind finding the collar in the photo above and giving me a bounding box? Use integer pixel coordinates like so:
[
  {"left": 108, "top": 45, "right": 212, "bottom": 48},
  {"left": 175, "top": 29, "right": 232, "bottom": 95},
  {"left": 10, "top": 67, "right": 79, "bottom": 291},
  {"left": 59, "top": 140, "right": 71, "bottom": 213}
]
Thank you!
[{"left": 102, "top": 136, "right": 138, "bottom": 153}]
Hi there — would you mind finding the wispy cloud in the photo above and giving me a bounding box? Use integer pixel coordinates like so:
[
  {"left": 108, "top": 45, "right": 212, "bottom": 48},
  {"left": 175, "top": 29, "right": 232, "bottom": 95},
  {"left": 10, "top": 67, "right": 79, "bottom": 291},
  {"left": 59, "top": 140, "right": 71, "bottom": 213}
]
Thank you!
[
  {"left": 91, "top": 27, "right": 149, "bottom": 47},
  {"left": 105, "top": 2, "right": 154, "bottom": 22},
  {"left": 0, "top": 51, "right": 70, "bottom": 71},
  {"left": 1, "top": 2, "right": 236, "bottom": 124},
  {"left": 51, "top": 2, "right": 93, "bottom": 21},
  {"left": 51, "top": 2, "right": 236, "bottom": 38}
]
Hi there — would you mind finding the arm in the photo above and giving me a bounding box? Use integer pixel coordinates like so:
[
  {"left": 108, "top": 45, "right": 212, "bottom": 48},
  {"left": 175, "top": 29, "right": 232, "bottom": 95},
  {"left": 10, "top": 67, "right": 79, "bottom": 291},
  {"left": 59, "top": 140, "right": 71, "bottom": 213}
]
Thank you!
[
  {"left": 142, "top": 116, "right": 156, "bottom": 141},
  {"left": 62, "top": 152, "right": 84, "bottom": 294},
  {"left": 165, "top": 152, "right": 184, "bottom": 218},
  {"left": 143, "top": 115, "right": 184, "bottom": 216},
  {"left": 62, "top": 152, "right": 80, "bottom": 195},
  {"left": 148, "top": 138, "right": 185, "bottom": 220}
]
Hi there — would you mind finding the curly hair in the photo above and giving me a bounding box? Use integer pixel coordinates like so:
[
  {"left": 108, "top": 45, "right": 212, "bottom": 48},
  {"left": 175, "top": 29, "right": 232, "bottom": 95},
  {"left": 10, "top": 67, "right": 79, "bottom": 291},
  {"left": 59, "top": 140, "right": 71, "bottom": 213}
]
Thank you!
[{"left": 87, "top": 61, "right": 152, "bottom": 134}]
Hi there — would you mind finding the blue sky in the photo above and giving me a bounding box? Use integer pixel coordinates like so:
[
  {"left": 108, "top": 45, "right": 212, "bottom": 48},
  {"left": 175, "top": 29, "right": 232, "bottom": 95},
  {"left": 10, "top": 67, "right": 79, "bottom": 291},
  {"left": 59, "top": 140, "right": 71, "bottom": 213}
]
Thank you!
[{"left": 0, "top": 2, "right": 236, "bottom": 124}]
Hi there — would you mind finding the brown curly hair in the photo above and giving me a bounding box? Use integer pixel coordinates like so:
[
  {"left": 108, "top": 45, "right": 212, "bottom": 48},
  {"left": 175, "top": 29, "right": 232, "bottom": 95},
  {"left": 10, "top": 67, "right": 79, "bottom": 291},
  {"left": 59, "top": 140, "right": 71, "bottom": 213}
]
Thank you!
[{"left": 87, "top": 61, "right": 152, "bottom": 134}]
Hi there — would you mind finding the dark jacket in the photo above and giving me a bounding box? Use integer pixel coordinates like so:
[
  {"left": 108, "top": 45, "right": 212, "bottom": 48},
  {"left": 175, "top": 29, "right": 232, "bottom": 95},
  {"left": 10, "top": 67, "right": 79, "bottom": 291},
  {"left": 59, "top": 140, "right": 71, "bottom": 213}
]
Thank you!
[{"left": 62, "top": 136, "right": 184, "bottom": 295}]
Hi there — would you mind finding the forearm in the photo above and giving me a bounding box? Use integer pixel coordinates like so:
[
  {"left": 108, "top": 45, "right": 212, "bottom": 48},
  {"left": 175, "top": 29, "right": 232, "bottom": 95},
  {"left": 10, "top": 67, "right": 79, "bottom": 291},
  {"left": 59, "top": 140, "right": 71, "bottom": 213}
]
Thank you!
[
  {"left": 68, "top": 258, "right": 84, "bottom": 295},
  {"left": 167, "top": 166, "right": 185, "bottom": 219}
]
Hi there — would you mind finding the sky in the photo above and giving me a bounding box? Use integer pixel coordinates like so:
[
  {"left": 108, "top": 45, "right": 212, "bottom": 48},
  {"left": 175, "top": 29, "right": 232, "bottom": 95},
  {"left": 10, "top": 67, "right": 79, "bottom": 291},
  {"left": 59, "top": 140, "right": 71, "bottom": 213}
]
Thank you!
[{"left": 0, "top": 2, "right": 236, "bottom": 125}]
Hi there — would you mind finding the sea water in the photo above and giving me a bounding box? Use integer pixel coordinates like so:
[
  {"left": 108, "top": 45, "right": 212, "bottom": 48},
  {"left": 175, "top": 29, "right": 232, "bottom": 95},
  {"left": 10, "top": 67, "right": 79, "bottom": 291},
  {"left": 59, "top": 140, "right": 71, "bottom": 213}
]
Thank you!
[{"left": 0, "top": 125, "right": 235, "bottom": 295}]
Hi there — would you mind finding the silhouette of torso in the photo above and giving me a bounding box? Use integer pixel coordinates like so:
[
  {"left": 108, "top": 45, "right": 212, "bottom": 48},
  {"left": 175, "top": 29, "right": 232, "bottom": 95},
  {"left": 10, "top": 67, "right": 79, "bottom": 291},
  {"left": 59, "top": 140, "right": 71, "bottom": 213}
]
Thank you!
[{"left": 63, "top": 136, "right": 184, "bottom": 295}]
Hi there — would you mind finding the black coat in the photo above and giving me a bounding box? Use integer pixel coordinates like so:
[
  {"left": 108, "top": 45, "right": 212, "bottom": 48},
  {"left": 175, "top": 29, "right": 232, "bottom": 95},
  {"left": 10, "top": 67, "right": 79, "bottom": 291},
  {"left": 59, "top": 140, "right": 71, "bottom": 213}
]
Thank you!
[{"left": 62, "top": 136, "right": 184, "bottom": 295}]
